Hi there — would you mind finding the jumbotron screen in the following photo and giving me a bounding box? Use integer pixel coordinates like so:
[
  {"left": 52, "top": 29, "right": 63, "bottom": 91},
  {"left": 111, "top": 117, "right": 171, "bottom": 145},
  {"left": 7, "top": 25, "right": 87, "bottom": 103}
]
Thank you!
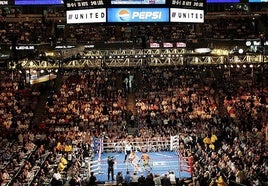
[
  {"left": 65, "top": 0, "right": 205, "bottom": 24},
  {"left": 111, "top": 0, "right": 166, "bottom": 5},
  {"left": 248, "top": 0, "right": 268, "bottom": 2},
  {"left": 207, "top": 0, "right": 240, "bottom": 2},
  {"left": 15, "top": 0, "right": 63, "bottom": 5}
]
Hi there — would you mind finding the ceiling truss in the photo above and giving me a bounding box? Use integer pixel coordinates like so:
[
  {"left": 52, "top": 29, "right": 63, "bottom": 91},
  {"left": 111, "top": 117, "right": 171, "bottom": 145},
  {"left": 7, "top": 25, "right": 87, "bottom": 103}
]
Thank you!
[{"left": 9, "top": 49, "right": 268, "bottom": 69}]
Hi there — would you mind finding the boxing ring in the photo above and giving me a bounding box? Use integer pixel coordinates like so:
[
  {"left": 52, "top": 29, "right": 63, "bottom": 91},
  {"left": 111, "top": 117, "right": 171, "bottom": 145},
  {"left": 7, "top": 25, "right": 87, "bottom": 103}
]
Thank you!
[{"left": 85, "top": 135, "right": 193, "bottom": 183}]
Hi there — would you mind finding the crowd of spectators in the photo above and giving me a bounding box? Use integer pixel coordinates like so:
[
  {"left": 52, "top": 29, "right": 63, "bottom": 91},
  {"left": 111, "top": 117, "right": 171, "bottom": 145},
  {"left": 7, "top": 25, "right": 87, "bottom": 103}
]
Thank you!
[
  {"left": 0, "top": 9, "right": 266, "bottom": 186},
  {"left": 130, "top": 67, "right": 267, "bottom": 186},
  {"left": 0, "top": 20, "right": 53, "bottom": 45},
  {"left": 0, "top": 64, "right": 267, "bottom": 186},
  {"left": 0, "top": 12, "right": 262, "bottom": 50},
  {"left": 0, "top": 70, "right": 53, "bottom": 186},
  {"left": 0, "top": 6, "right": 267, "bottom": 186}
]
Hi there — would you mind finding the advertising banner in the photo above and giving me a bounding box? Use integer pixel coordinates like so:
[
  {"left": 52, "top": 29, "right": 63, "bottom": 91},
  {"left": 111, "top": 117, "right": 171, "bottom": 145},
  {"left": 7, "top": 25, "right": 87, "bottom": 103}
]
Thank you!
[
  {"left": 170, "top": 8, "right": 204, "bottom": 23},
  {"left": 66, "top": 8, "right": 106, "bottom": 24},
  {"left": 15, "top": 0, "right": 63, "bottom": 5},
  {"left": 111, "top": 0, "right": 166, "bottom": 4},
  {"left": 107, "top": 8, "right": 169, "bottom": 22}
]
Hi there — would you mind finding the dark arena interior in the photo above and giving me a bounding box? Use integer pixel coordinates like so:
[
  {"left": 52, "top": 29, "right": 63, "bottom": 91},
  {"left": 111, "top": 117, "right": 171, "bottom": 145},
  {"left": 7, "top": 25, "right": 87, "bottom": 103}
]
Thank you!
[{"left": 0, "top": 0, "right": 268, "bottom": 186}]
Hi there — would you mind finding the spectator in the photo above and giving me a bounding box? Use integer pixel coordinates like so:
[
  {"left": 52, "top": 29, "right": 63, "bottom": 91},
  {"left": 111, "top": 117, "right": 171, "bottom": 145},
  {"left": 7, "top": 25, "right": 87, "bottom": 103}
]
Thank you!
[
  {"left": 161, "top": 174, "right": 171, "bottom": 186},
  {"left": 116, "top": 172, "right": 123, "bottom": 186},
  {"left": 51, "top": 169, "right": 63, "bottom": 186},
  {"left": 145, "top": 173, "right": 155, "bottom": 186},
  {"left": 124, "top": 171, "right": 132, "bottom": 186},
  {"left": 137, "top": 174, "right": 146, "bottom": 186},
  {"left": 153, "top": 174, "right": 162, "bottom": 186},
  {"left": 88, "top": 172, "right": 97, "bottom": 186},
  {"left": 131, "top": 172, "right": 139, "bottom": 186}
]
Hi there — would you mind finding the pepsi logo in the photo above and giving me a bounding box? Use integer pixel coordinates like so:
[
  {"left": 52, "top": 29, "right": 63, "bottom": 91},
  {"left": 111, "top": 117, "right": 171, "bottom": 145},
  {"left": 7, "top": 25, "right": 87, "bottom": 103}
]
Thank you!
[{"left": 118, "top": 9, "right": 130, "bottom": 21}]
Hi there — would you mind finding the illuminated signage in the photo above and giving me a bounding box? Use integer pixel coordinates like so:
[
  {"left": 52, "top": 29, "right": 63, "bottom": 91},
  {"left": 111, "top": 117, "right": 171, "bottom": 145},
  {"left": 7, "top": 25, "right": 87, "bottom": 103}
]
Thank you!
[
  {"left": 0, "top": 0, "right": 8, "bottom": 5},
  {"left": 207, "top": 0, "right": 239, "bottom": 3},
  {"left": 66, "top": 8, "right": 106, "bottom": 24},
  {"left": 111, "top": 0, "right": 166, "bottom": 4},
  {"left": 107, "top": 8, "right": 169, "bottom": 22},
  {"left": 170, "top": 8, "right": 204, "bottom": 23},
  {"left": 65, "top": 0, "right": 105, "bottom": 10},
  {"left": 150, "top": 43, "right": 160, "bottom": 48},
  {"left": 163, "top": 42, "right": 173, "bottom": 48},
  {"left": 84, "top": 45, "right": 95, "bottom": 49},
  {"left": 246, "top": 40, "right": 268, "bottom": 46},
  {"left": 249, "top": 0, "right": 268, "bottom": 2},
  {"left": 15, "top": 0, "right": 63, "bottom": 5},
  {"left": 10, "top": 45, "right": 35, "bottom": 50},
  {"left": 176, "top": 42, "right": 186, "bottom": 47},
  {"left": 55, "top": 45, "right": 76, "bottom": 49},
  {"left": 172, "top": 0, "right": 204, "bottom": 9}
]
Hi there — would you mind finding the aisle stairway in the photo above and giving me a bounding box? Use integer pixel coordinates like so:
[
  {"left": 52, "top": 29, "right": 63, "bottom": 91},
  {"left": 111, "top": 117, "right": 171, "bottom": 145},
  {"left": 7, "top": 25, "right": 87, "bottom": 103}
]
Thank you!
[
  {"left": 126, "top": 92, "right": 138, "bottom": 135},
  {"left": 127, "top": 93, "right": 136, "bottom": 115},
  {"left": 32, "top": 72, "right": 65, "bottom": 128}
]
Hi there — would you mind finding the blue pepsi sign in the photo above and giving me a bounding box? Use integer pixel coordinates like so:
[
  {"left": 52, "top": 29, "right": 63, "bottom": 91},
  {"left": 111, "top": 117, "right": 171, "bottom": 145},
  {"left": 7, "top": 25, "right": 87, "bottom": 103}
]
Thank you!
[{"left": 107, "top": 8, "right": 169, "bottom": 22}]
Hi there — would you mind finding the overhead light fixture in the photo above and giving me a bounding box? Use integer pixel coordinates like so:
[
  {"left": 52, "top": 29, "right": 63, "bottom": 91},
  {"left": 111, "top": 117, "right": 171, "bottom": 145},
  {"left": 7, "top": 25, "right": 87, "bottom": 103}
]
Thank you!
[{"left": 194, "top": 48, "right": 211, "bottom": 53}]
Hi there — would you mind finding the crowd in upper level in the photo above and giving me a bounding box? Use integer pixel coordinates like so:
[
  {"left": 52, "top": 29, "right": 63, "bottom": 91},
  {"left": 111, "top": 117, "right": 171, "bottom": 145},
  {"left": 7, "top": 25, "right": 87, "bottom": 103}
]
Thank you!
[{"left": 0, "top": 13, "right": 263, "bottom": 48}]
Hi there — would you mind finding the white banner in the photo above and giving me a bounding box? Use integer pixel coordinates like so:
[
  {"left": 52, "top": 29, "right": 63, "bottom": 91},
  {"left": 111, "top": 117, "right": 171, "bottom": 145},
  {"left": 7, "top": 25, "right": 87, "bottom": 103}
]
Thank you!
[
  {"left": 66, "top": 8, "right": 106, "bottom": 24},
  {"left": 170, "top": 8, "right": 204, "bottom": 23},
  {"left": 0, "top": 1, "right": 8, "bottom": 5}
]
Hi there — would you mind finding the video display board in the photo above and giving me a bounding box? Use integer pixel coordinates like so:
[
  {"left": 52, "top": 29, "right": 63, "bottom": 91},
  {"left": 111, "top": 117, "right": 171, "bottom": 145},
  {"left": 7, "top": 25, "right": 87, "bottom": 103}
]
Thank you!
[
  {"left": 107, "top": 8, "right": 169, "bottom": 22},
  {"left": 15, "top": 0, "right": 63, "bottom": 5},
  {"left": 66, "top": 8, "right": 106, "bottom": 24},
  {"left": 207, "top": 0, "right": 240, "bottom": 3},
  {"left": 65, "top": 0, "right": 105, "bottom": 10},
  {"left": 65, "top": 0, "right": 205, "bottom": 24},
  {"left": 111, "top": 0, "right": 166, "bottom": 5},
  {"left": 248, "top": 0, "right": 268, "bottom": 2},
  {"left": 170, "top": 8, "right": 204, "bottom": 23},
  {"left": 171, "top": 0, "right": 205, "bottom": 10}
]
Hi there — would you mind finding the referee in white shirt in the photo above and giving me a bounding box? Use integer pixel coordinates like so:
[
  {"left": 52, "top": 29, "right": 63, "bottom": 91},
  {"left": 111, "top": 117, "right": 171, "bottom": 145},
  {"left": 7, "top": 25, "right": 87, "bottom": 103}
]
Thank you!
[{"left": 124, "top": 142, "right": 132, "bottom": 162}]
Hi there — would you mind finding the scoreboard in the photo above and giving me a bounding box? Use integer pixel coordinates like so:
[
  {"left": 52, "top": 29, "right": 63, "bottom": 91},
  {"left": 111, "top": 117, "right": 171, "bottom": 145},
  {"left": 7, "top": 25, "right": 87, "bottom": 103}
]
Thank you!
[
  {"left": 110, "top": 0, "right": 166, "bottom": 5},
  {"left": 65, "top": 0, "right": 205, "bottom": 24},
  {"left": 65, "top": 0, "right": 105, "bottom": 9}
]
